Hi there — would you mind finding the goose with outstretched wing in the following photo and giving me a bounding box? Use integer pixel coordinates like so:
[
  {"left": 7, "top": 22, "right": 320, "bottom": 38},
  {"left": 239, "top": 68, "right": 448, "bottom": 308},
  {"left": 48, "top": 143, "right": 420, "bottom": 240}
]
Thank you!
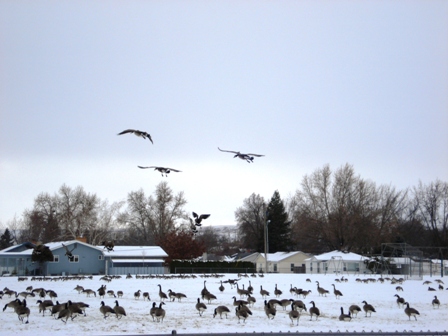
[
  {"left": 138, "top": 166, "right": 181, "bottom": 177},
  {"left": 61, "top": 243, "right": 77, "bottom": 260},
  {"left": 192, "top": 212, "right": 210, "bottom": 226},
  {"left": 218, "top": 147, "right": 264, "bottom": 163},
  {"left": 118, "top": 129, "right": 153, "bottom": 144}
]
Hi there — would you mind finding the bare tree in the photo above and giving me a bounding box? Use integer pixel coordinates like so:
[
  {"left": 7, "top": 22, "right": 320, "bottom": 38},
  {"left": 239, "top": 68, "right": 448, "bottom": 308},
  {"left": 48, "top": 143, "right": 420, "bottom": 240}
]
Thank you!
[
  {"left": 56, "top": 184, "right": 99, "bottom": 239},
  {"left": 289, "top": 164, "right": 406, "bottom": 254},
  {"left": 123, "top": 181, "right": 188, "bottom": 245},
  {"left": 412, "top": 180, "right": 448, "bottom": 247},
  {"left": 235, "top": 193, "right": 267, "bottom": 251}
]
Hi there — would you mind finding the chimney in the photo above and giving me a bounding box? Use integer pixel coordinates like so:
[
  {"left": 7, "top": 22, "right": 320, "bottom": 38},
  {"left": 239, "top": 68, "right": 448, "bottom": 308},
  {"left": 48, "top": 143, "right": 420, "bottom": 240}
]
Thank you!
[{"left": 76, "top": 236, "right": 87, "bottom": 243}]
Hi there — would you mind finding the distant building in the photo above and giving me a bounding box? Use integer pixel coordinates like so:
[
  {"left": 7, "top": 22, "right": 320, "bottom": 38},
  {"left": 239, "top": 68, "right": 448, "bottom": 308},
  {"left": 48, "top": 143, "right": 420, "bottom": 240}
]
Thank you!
[
  {"left": 304, "top": 250, "right": 368, "bottom": 275},
  {"left": 240, "top": 251, "right": 312, "bottom": 273},
  {"left": 0, "top": 239, "right": 168, "bottom": 276}
]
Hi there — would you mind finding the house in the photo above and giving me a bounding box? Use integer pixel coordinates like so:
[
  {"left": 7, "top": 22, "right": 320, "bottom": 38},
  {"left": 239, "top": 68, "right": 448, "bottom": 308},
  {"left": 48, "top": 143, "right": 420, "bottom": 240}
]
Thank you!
[
  {"left": 304, "top": 250, "right": 368, "bottom": 275},
  {"left": 102, "top": 245, "right": 168, "bottom": 275},
  {"left": 241, "top": 251, "right": 312, "bottom": 273},
  {"left": 0, "top": 240, "right": 168, "bottom": 276}
]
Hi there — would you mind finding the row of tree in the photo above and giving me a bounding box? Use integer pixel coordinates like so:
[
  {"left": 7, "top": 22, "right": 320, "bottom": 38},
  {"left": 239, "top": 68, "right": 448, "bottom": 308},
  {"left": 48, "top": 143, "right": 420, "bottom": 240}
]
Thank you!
[
  {"left": 236, "top": 164, "right": 447, "bottom": 257},
  {"left": 1, "top": 164, "right": 447, "bottom": 259}
]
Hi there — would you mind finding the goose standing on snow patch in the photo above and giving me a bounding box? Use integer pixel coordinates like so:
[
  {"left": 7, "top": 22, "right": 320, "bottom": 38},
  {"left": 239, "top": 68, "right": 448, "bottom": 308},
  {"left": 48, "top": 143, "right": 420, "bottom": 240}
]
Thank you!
[
  {"left": 138, "top": 166, "right": 181, "bottom": 177},
  {"left": 404, "top": 302, "right": 420, "bottom": 320},
  {"left": 218, "top": 147, "right": 264, "bottom": 163},
  {"left": 117, "top": 129, "right": 153, "bottom": 144}
]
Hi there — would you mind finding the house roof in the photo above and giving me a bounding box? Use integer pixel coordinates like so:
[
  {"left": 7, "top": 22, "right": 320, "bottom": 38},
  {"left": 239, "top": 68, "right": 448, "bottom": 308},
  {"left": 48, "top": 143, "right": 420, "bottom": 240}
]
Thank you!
[
  {"left": 306, "top": 250, "right": 366, "bottom": 262},
  {"left": 243, "top": 251, "right": 309, "bottom": 262},
  {"left": 0, "top": 241, "right": 166, "bottom": 258},
  {"left": 100, "top": 246, "right": 168, "bottom": 258}
]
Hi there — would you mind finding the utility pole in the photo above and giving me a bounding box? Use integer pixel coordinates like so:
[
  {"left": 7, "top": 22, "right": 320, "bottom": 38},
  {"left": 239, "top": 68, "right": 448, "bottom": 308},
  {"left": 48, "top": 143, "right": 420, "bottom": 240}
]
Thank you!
[{"left": 264, "top": 210, "right": 270, "bottom": 274}]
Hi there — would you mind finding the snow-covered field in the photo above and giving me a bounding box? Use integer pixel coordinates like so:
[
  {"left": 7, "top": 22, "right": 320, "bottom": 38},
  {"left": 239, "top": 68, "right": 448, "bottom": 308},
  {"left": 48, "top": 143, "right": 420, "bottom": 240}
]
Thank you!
[{"left": 0, "top": 273, "right": 447, "bottom": 335}]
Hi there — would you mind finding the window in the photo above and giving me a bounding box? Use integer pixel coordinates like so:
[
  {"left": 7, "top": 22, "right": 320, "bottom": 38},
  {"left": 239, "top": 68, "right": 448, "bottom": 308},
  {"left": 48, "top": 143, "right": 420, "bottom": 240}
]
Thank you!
[
  {"left": 98, "top": 255, "right": 104, "bottom": 260},
  {"left": 273, "top": 264, "right": 277, "bottom": 272},
  {"left": 51, "top": 255, "right": 59, "bottom": 263},
  {"left": 290, "top": 263, "right": 295, "bottom": 272},
  {"left": 69, "top": 255, "right": 79, "bottom": 263}
]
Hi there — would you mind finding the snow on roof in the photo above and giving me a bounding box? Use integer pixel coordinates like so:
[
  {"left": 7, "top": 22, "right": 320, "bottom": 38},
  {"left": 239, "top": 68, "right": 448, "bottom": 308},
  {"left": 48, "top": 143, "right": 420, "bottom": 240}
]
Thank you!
[
  {"left": 111, "top": 258, "right": 165, "bottom": 263},
  {"left": 100, "top": 245, "right": 168, "bottom": 258},
  {"left": 307, "top": 250, "right": 367, "bottom": 261}
]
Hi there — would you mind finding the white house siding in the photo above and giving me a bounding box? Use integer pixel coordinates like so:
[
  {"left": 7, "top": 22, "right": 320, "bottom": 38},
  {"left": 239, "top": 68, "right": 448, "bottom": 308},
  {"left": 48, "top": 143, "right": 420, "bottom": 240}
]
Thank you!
[{"left": 305, "top": 251, "right": 368, "bottom": 275}]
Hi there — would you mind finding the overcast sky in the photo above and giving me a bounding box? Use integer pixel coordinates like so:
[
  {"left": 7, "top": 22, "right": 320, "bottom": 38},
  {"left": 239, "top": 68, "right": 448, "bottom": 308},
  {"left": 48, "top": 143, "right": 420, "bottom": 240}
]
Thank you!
[{"left": 1, "top": 1, "right": 447, "bottom": 228}]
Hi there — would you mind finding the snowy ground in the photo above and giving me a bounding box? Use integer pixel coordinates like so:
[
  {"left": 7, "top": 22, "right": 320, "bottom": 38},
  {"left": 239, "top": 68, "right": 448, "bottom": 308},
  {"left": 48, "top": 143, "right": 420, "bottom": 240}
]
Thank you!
[{"left": 0, "top": 273, "right": 447, "bottom": 335}]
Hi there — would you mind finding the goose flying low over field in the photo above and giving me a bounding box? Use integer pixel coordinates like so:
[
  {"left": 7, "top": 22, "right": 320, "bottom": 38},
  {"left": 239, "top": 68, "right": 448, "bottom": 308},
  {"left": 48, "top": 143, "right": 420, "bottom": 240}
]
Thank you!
[
  {"left": 138, "top": 166, "right": 181, "bottom": 177},
  {"left": 192, "top": 212, "right": 210, "bottom": 226},
  {"left": 118, "top": 129, "right": 153, "bottom": 144},
  {"left": 218, "top": 147, "right": 264, "bottom": 163}
]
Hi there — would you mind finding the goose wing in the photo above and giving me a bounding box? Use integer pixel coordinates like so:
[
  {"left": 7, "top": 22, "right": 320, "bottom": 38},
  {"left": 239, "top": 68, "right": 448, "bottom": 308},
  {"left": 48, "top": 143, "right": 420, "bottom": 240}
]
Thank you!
[
  {"left": 117, "top": 129, "right": 136, "bottom": 135},
  {"left": 245, "top": 153, "right": 264, "bottom": 157},
  {"left": 218, "top": 147, "right": 239, "bottom": 154}
]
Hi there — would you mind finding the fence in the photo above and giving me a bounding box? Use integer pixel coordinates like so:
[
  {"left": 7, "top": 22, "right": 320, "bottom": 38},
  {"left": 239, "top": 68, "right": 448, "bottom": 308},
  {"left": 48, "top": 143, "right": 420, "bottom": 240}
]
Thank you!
[
  {"left": 173, "top": 267, "right": 255, "bottom": 274},
  {"left": 125, "top": 331, "right": 448, "bottom": 336}
]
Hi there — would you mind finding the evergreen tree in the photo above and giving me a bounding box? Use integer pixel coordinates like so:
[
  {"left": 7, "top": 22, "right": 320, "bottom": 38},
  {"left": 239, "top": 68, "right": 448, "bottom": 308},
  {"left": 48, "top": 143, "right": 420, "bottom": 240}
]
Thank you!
[
  {"left": 31, "top": 243, "right": 54, "bottom": 275},
  {"left": 0, "top": 228, "right": 15, "bottom": 250},
  {"left": 266, "top": 190, "right": 291, "bottom": 253}
]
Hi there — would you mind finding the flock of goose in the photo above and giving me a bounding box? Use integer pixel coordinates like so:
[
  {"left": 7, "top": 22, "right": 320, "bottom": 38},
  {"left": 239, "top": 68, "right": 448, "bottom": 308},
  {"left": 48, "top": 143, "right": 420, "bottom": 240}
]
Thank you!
[
  {"left": 118, "top": 128, "right": 264, "bottom": 234},
  {"left": 118, "top": 128, "right": 265, "bottom": 175},
  {"left": 0, "top": 274, "right": 446, "bottom": 329}
]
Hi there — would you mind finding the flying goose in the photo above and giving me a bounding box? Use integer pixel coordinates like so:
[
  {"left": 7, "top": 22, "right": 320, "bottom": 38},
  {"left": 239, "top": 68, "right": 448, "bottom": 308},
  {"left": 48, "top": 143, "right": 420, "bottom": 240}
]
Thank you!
[
  {"left": 195, "top": 298, "right": 207, "bottom": 316},
  {"left": 213, "top": 305, "right": 230, "bottom": 319},
  {"left": 339, "top": 307, "right": 351, "bottom": 321},
  {"left": 99, "top": 301, "right": 115, "bottom": 319},
  {"left": 288, "top": 303, "right": 300, "bottom": 326},
  {"left": 102, "top": 240, "right": 114, "bottom": 252},
  {"left": 404, "top": 302, "right": 420, "bottom": 320},
  {"left": 362, "top": 300, "right": 376, "bottom": 317},
  {"left": 218, "top": 147, "right": 264, "bottom": 163},
  {"left": 61, "top": 243, "right": 77, "bottom": 261},
  {"left": 192, "top": 212, "right": 210, "bottom": 226},
  {"left": 118, "top": 129, "right": 153, "bottom": 143},
  {"left": 189, "top": 218, "right": 198, "bottom": 234},
  {"left": 138, "top": 166, "right": 181, "bottom": 177},
  {"left": 309, "top": 301, "right": 320, "bottom": 320}
]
